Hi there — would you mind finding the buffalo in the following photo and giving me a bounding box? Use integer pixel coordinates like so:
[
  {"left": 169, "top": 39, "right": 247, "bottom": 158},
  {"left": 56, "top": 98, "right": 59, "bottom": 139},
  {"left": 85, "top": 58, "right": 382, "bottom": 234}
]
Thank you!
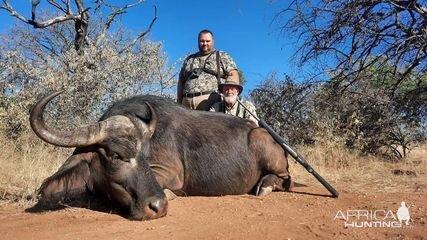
[{"left": 30, "top": 91, "right": 292, "bottom": 220}]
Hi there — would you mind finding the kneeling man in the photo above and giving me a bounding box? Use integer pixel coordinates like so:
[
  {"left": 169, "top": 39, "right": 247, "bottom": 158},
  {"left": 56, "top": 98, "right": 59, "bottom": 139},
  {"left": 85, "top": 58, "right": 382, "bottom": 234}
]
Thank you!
[{"left": 210, "top": 77, "right": 258, "bottom": 126}]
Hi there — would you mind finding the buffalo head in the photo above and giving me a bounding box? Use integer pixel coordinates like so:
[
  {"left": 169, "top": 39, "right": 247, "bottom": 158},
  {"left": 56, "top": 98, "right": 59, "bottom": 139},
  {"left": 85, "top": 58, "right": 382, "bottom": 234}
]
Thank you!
[{"left": 30, "top": 91, "right": 167, "bottom": 220}]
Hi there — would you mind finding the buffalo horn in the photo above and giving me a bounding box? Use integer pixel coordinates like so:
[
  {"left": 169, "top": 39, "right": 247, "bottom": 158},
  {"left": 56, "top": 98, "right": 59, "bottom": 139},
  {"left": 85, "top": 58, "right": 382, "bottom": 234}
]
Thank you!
[{"left": 30, "top": 91, "right": 103, "bottom": 147}]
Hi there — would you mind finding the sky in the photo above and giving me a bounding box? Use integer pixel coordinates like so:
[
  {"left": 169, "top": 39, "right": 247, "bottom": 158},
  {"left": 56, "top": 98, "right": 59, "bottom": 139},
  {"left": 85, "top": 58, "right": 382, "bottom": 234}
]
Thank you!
[{"left": 0, "top": 0, "right": 296, "bottom": 94}]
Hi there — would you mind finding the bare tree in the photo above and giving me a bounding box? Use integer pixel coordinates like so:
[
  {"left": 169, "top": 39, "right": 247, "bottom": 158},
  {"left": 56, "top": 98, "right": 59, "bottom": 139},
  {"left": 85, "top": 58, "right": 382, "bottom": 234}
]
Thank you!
[
  {"left": 276, "top": 0, "right": 427, "bottom": 94},
  {"left": 0, "top": 0, "right": 156, "bottom": 53},
  {"left": 0, "top": 2, "right": 176, "bottom": 139}
]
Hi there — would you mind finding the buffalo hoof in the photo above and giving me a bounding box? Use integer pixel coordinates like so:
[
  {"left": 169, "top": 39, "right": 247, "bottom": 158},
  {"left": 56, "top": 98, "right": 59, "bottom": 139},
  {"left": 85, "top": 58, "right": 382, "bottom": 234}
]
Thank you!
[
  {"left": 164, "top": 189, "right": 177, "bottom": 201},
  {"left": 257, "top": 186, "right": 273, "bottom": 196},
  {"left": 255, "top": 174, "right": 293, "bottom": 196}
]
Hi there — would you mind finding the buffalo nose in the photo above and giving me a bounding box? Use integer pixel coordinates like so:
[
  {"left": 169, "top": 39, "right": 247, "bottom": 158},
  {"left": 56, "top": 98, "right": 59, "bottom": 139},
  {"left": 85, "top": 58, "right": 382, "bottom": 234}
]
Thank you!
[
  {"left": 130, "top": 195, "right": 168, "bottom": 220},
  {"left": 148, "top": 196, "right": 168, "bottom": 214}
]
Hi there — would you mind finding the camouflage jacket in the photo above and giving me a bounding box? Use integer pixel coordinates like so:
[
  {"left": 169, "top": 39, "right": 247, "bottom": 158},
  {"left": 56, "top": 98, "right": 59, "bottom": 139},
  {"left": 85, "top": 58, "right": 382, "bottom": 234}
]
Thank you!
[
  {"left": 210, "top": 99, "right": 258, "bottom": 126},
  {"left": 179, "top": 50, "right": 238, "bottom": 94}
]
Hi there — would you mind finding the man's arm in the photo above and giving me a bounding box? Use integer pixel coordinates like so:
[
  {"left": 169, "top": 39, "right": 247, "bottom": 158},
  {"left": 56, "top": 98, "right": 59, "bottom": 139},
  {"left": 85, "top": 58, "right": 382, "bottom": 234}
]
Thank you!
[
  {"left": 219, "top": 51, "right": 240, "bottom": 83},
  {"left": 177, "top": 56, "right": 190, "bottom": 104},
  {"left": 177, "top": 74, "right": 184, "bottom": 104}
]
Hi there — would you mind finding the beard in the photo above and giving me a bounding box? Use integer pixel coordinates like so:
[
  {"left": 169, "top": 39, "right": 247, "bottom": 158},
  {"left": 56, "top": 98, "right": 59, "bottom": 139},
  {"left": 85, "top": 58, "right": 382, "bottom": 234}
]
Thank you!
[{"left": 223, "top": 94, "right": 237, "bottom": 106}]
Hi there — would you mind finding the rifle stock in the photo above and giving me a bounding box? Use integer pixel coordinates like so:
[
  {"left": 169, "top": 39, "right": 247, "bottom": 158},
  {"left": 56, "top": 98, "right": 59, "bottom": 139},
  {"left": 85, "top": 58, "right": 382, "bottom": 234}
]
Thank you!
[{"left": 235, "top": 98, "right": 339, "bottom": 198}]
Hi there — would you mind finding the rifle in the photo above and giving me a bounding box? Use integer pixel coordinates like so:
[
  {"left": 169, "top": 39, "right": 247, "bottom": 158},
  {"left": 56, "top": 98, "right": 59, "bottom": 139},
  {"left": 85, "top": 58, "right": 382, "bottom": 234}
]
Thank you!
[{"left": 236, "top": 98, "right": 339, "bottom": 198}]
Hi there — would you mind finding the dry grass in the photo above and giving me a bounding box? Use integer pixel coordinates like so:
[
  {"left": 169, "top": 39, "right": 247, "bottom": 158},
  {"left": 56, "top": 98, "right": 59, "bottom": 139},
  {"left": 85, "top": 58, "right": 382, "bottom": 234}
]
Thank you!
[
  {"left": 0, "top": 133, "right": 426, "bottom": 207},
  {"left": 289, "top": 142, "right": 427, "bottom": 194},
  {"left": 0, "top": 133, "right": 71, "bottom": 206}
]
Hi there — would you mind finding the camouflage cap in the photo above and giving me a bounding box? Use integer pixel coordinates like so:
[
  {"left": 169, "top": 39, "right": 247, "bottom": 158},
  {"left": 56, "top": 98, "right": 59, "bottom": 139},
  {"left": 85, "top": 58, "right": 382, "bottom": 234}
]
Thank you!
[{"left": 219, "top": 76, "right": 243, "bottom": 95}]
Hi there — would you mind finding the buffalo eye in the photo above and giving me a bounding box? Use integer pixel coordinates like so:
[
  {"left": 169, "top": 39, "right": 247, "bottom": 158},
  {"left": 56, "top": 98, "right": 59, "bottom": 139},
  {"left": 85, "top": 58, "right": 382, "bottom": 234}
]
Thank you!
[
  {"left": 110, "top": 152, "right": 130, "bottom": 162},
  {"left": 111, "top": 152, "right": 121, "bottom": 161}
]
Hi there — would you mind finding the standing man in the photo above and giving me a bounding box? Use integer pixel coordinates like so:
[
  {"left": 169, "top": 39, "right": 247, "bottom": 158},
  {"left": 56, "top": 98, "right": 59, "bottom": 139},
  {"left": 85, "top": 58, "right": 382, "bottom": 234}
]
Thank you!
[
  {"left": 177, "top": 29, "right": 240, "bottom": 110},
  {"left": 210, "top": 76, "right": 258, "bottom": 126}
]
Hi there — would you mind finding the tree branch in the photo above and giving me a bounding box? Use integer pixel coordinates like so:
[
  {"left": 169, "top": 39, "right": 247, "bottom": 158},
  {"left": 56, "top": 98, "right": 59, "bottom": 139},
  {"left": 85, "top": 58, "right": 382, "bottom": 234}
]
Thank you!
[{"left": 118, "top": 5, "right": 157, "bottom": 54}]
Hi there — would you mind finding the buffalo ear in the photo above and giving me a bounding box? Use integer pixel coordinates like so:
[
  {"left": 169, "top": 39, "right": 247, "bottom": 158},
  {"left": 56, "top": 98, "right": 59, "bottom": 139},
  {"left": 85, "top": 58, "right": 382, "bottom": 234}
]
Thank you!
[
  {"left": 135, "top": 102, "right": 157, "bottom": 139},
  {"left": 37, "top": 154, "right": 93, "bottom": 204}
]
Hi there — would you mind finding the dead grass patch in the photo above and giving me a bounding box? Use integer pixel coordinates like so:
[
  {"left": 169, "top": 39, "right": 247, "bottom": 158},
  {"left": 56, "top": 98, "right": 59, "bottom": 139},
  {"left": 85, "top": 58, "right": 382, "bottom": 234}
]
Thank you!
[
  {"left": 0, "top": 133, "right": 71, "bottom": 207},
  {"left": 289, "top": 142, "right": 427, "bottom": 194}
]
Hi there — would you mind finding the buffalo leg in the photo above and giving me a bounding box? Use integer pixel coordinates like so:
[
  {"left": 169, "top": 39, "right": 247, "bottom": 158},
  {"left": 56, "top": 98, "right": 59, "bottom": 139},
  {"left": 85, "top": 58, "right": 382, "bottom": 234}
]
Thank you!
[
  {"left": 250, "top": 128, "right": 293, "bottom": 196},
  {"left": 149, "top": 152, "right": 185, "bottom": 200}
]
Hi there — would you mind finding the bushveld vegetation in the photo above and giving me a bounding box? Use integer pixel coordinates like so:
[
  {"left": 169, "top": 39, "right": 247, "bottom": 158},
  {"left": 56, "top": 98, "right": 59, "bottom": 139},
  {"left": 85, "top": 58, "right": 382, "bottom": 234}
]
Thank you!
[
  {"left": 253, "top": 0, "right": 426, "bottom": 159},
  {"left": 0, "top": 1, "right": 426, "bottom": 203}
]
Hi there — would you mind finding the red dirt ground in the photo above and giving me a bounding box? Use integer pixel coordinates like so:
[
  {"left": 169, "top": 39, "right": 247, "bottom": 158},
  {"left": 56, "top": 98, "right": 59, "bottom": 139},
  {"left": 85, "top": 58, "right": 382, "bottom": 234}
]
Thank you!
[{"left": 1, "top": 185, "right": 425, "bottom": 240}]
